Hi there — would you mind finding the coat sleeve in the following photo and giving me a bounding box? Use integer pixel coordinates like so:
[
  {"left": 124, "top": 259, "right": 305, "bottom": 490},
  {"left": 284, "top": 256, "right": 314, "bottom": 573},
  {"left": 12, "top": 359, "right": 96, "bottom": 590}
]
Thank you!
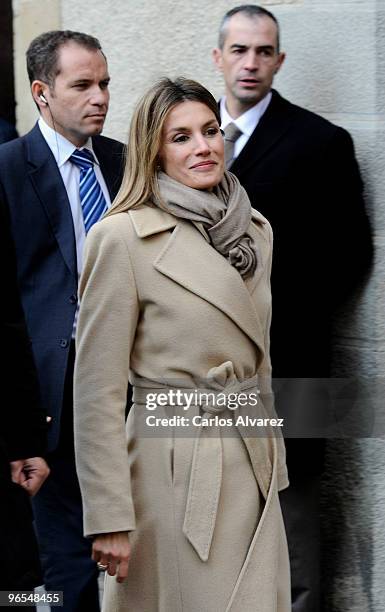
[
  {"left": 325, "top": 127, "right": 373, "bottom": 305},
  {"left": 74, "top": 216, "right": 139, "bottom": 537},
  {"left": 256, "top": 222, "right": 289, "bottom": 491}
]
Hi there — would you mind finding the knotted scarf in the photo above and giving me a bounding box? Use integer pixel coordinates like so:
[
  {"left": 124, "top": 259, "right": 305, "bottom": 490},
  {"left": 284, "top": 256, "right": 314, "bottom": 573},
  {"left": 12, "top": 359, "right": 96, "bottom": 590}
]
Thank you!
[{"left": 155, "top": 171, "right": 258, "bottom": 278}]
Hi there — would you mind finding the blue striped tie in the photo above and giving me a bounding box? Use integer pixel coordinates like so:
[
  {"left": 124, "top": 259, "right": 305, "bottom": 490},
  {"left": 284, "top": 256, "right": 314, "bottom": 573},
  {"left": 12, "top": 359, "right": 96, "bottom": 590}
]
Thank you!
[{"left": 69, "top": 149, "right": 108, "bottom": 233}]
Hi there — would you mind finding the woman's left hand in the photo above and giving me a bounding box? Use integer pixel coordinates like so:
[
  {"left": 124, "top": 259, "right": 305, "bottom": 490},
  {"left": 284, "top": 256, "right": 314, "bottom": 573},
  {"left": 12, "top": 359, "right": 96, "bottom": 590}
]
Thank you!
[{"left": 92, "top": 531, "right": 130, "bottom": 582}]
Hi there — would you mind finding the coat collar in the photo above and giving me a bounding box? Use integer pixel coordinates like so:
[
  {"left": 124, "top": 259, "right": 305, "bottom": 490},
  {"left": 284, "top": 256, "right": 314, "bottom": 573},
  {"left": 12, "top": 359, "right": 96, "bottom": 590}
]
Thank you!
[
  {"left": 229, "top": 89, "right": 297, "bottom": 177},
  {"left": 129, "top": 202, "right": 267, "bottom": 237},
  {"left": 129, "top": 204, "right": 177, "bottom": 237},
  {"left": 129, "top": 205, "right": 267, "bottom": 358}
]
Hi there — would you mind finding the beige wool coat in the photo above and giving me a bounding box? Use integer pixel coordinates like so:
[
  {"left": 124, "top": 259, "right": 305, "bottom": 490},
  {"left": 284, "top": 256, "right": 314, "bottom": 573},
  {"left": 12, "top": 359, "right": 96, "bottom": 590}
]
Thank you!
[{"left": 74, "top": 202, "right": 291, "bottom": 612}]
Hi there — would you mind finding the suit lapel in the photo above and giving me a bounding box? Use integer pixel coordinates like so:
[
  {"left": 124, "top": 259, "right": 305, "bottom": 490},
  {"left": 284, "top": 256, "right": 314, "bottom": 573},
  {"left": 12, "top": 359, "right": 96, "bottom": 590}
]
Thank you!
[
  {"left": 154, "top": 219, "right": 266, "bottom": 356},
  {"left": 93, "top": 136, "right": 125, "bottom": 201},
  {"left": 230, "top": 90, "right": 296, "bottom": 178},
  {"left": 25, "top": 124, "right": 77, "bottom": 277}
]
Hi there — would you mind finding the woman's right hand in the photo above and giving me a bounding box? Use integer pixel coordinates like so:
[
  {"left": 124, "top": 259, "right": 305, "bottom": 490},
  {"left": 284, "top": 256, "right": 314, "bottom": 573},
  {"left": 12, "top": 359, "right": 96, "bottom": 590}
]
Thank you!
[{"left": 92, "top": 531, "right": 130, "bottom": 582}]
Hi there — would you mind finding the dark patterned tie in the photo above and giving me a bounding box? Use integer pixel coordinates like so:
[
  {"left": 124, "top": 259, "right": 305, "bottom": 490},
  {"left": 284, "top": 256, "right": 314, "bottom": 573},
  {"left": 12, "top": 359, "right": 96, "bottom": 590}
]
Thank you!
[
  {"left": 69, "top": 149, "right": 108, "bottom": 233},
  {"left": 224, "top": 123, "right": 242, "bottom": 169}
]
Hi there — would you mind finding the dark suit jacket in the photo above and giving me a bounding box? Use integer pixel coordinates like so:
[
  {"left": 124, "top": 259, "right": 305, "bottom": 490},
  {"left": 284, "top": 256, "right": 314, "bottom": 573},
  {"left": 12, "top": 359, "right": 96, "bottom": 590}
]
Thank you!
[
  {"left": 229, "top": 90, "right": 373, "bottom": 474},
  {"left": 0, "top": 123, "right": 125, "bottom": 451},
  {"left": 0, "top": 198, "right": 46, "bottom": 589}
]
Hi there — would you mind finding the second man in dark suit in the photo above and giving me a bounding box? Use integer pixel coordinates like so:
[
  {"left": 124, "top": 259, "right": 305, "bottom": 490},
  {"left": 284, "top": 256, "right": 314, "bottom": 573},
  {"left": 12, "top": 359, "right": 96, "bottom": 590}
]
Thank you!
[
  {"left": 0, "top": 198, "right": 49, "bottom": 602},
  {"left": 0, "top": 30, "right": 125, "bottom": 611},
  {"left": 213, "top": 5, "right": 372, "bottom": 611}
]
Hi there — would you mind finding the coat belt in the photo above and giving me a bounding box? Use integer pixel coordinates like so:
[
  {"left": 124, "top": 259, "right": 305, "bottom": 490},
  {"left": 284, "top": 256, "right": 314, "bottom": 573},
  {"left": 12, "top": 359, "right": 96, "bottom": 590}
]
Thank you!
[{"left": 132, "top": 364, "right": 260, "bottom": 562}]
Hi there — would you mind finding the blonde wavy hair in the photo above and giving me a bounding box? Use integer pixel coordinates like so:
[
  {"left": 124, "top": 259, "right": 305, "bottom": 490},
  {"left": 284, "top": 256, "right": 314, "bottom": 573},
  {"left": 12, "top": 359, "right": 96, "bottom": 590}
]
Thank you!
[{"left": 107, "top": 77, "right": 221, "bottom": 216}]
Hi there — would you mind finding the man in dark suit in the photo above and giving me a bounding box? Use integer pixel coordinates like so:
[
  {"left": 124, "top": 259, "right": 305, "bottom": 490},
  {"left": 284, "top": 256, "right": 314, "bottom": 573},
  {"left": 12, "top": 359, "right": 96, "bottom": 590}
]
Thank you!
[
  {"left": 0, "top": 30, "right": 125, "bottom": 611},
  {"left": 213, "top": 5, "right": 372, "bottom": 611},
  {"left": 1, "top": 198, "right": 49, "bottom": 602}
]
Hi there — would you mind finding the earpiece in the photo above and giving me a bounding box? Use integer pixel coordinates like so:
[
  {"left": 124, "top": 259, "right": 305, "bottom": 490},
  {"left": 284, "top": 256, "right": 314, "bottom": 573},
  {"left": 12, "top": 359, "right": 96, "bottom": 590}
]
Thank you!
[{"left": 39, "top": 93, "right": 48, "bottom": 104}]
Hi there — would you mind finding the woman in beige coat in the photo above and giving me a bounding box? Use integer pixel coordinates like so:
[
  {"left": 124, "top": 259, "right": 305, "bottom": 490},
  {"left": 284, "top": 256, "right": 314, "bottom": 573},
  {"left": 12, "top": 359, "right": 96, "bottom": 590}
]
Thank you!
[{"left": 74, "top": 77, "right": 290, "bottom": 611}]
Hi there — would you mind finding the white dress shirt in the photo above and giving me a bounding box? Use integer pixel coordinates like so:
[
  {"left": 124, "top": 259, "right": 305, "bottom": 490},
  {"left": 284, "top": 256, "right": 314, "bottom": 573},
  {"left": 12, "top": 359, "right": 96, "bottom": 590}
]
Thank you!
[
  {"left": 220, "top": 91, "right": 272, "bottom": 159},
  {"left": 38, "top": 117, "right": 111, "bottom": 336}
]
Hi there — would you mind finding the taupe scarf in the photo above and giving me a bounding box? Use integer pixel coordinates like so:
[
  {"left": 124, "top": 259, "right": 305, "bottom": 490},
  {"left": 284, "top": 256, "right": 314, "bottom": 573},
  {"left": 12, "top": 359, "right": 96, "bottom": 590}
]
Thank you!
[{"left": 155, "top": 171, "right": 257, "bottom": 278}]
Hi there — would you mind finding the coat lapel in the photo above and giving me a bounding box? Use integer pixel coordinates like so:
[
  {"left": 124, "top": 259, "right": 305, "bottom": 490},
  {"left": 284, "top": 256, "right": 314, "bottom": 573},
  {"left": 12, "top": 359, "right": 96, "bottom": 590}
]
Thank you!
[
  {"left": 25, "top": 124, "right": 77, "bottom": 277},
  {"left": 136, "top": 212, "right": 267, "bottom": 355},
  {"left": 230, "top": 90, "right": 297, "bottom": 178}
]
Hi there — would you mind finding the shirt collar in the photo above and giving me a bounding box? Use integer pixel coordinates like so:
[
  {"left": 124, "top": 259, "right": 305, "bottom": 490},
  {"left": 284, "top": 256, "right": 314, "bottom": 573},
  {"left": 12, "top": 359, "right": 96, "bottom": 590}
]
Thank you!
[
  {"left": 38, "top": 117, "right": 98, "bottom": 168},
  {"left": 220, "top": 91, "right": 272, "bottom": 136}
]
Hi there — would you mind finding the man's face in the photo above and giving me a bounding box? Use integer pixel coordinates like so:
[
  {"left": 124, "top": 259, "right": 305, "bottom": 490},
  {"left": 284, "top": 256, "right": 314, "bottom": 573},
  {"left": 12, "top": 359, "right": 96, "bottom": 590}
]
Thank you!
[
  {"left": 213, "top": 14, "right": 285, "bottom": 117},
  {"left": 40, "top": 42, "right": 110, "bottom": 146}
]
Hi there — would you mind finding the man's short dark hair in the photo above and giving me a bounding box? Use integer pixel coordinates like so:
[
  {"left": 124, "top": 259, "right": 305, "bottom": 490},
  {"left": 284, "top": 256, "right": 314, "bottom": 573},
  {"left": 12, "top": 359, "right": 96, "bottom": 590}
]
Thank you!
[
  {"left": 26, "top": 30, "right": 104, "bottom": 87},
  {"left": 218, "top": 4, "right": 280, "bottom": 51}
]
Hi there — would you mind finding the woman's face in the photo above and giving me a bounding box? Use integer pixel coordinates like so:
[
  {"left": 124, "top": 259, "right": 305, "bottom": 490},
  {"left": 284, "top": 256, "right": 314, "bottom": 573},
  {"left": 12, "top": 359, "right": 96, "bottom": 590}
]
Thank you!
[{"left": 158, "top": 100, "right": 225, "bottom": 190}]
